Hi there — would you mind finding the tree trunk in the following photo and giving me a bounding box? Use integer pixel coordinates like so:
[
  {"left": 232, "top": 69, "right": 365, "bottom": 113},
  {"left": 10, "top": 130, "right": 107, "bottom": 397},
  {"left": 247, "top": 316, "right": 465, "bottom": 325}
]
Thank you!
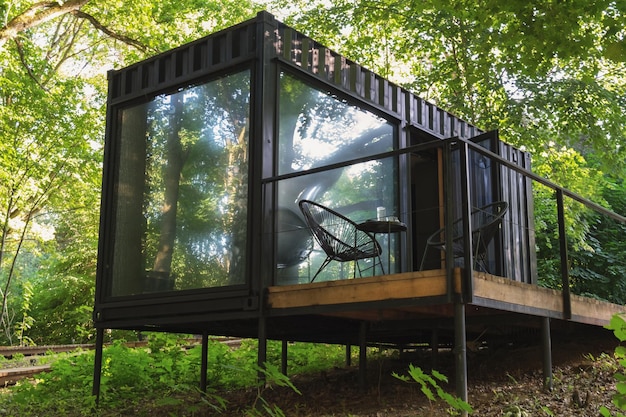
[{"left": 152, "top": 95, "right": 185, "bottom": 274}]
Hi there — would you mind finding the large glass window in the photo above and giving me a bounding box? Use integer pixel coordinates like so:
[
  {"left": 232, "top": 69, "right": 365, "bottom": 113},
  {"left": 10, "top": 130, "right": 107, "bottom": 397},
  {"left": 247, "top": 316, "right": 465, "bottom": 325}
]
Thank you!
[
  {"left": 275, "top": 72, "right": 399, "bottom": 284},
  {"left": 110, "top": 70, "right": 250, "bottom": 296}
]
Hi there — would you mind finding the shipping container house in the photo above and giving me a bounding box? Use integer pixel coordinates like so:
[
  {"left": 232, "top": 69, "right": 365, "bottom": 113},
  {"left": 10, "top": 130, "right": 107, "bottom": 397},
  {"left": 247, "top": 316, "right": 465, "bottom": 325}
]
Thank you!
[{"left": 93, "top": 11, "right": 625, "bottom": 405}]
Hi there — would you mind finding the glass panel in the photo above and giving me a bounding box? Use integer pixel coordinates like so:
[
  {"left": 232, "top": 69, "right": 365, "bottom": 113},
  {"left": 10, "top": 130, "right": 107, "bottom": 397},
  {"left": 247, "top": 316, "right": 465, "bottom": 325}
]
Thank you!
[
  {"left": 275, "top": 72, "right": 399, "bottom": 285},
  {"left": 278, "top": 72, "right": 393, "bottom": 176},
  {"left": 111, "top": 70, "right": 250, "bottom": 296}
]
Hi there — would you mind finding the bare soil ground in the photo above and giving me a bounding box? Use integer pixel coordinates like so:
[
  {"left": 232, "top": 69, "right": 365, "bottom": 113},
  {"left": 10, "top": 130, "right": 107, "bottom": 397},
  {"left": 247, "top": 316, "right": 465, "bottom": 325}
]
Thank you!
[{"left": 220, "top": 333, "right": 621, "bottom": 416}]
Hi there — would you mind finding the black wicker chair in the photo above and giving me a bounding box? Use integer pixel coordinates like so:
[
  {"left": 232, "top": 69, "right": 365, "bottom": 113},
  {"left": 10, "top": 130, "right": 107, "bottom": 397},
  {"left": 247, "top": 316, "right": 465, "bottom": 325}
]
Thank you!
[
  {"left": 419, "top": 201, "right": 508, "bottom": 273},
  {"left": 298, "top": 200, "right": 383, "bottom": 282}
]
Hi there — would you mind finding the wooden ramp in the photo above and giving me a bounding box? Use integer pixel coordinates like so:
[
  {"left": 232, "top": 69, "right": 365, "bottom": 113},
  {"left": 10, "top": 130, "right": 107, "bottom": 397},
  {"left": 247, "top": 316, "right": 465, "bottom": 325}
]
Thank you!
[{"left": 268, "top": 269, "right": 623, "bottom": 329}]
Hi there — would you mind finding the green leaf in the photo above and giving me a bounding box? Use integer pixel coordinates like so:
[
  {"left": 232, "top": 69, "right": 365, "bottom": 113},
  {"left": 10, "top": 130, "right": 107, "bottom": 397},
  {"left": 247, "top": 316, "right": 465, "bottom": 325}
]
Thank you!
[
  {"left": 431, "top": 369, "right": 448, "bottom": 383},
  {"left": 609, "top": 315, "right": 626, "bottom": 341},
  {"left": 420, "top": 385, "right": 436, "bottom": 401},
  {"left": 392, "top": 372, "right": 411, "bottom": 383}
]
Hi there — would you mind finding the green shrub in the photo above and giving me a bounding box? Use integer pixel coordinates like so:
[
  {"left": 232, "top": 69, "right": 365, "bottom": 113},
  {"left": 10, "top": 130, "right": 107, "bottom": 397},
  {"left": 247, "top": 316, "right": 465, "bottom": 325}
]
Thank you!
[
  {"left": 393, "top": 364, "right": 473, "bottom": 415},
  {"left": 601, "top": 314, "right": 626, "bottom": 417},
  {"left": 1, "top": 335, "right": 222, "bottom": 416},
  {"left": 0, "top": 335, "right": 345, "bottom": 416}
]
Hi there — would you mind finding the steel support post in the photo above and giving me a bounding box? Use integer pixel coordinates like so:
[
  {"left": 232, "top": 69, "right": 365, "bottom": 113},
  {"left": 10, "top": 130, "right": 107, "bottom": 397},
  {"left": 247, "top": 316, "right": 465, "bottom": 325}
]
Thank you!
[
  {"left": 358, "top": 322, "right": 368, "bottom": 390},
  {"left": 258, "top": 317, "right": 267, "bottom": 382},
  {"left": 431, "top": 328, "right": 439, "bottom": 370},
  {"left": 542, "top": 317, "right": 553, "bottom": 391},
  {"left": 454, "top": 303, "right": 469, "bottom": 416},
  {"left": 200, "top": 332, "right": 209, "bottom": 392},
  {"left": 346, "top": 343, "right": 352, "bottom": 367},
  {"left": 92, "top": 327, "right": 105, "bottom": 404},
  {"left": 281, "top": 340, "right": 288, "bottom": 376}
]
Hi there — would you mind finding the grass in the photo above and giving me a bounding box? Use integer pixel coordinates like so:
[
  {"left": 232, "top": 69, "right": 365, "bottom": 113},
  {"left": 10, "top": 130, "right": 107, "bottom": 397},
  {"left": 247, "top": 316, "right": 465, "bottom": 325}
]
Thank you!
[
  {"left": 0, "top": 334, "right": 350, "bottom": 416},
  {"left": 1, "top": 328, "right": 623, "bottom": 417}
]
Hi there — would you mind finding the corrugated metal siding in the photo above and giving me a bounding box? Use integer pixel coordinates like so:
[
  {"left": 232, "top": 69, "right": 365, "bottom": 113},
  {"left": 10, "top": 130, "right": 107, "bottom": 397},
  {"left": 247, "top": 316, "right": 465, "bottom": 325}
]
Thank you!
[
  {"left": 108, "top": 20, "right": 258, "bottom": 104},
  {"left": 447, "top": 132, "right": 536, "bottom": 283},
  {"left": 107, "top": 11, "right": 482, "bottom": 141},
  {"left": 271, "top": 19, "right": 481, "bottom": 140},
  {"left": 499, "top": 143, "right": 537, "bottom": 284}
]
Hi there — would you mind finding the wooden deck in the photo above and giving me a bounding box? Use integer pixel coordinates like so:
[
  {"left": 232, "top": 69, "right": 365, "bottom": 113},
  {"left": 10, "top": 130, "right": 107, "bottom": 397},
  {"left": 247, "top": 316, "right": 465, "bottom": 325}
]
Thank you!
[{"left": 268, "top": 269, "right": 623, "bottom": 328}]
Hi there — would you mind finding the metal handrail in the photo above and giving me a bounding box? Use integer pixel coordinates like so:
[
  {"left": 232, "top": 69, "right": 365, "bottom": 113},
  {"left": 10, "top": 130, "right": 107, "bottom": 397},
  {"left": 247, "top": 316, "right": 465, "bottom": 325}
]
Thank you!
[
  {"left": 447, "top": 136, "right": 625, "bottom": 319},
  {"left": 262, "top": 135, "right": 626, "bottom": 318},
  {"left": 459, "top": 138, "right": 626, "bottom": 224}
]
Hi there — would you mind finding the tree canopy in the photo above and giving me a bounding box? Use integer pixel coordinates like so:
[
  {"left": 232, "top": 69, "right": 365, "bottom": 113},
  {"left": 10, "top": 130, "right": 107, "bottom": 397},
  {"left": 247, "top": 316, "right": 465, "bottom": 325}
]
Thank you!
[
  {"left": 0, "top": 0, "right": 259, "bottom": 344},
  {"left": 276, "top": 0, "right": 626, "bottom": 173},
  {"left": 0, "top": 0, "right": 625, "bottom": 344}
]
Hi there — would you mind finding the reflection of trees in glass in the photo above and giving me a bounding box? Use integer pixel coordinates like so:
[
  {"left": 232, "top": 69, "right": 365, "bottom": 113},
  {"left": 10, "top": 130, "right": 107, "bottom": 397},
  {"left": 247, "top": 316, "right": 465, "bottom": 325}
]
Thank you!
[
  {"left": 328, "top": 159, "right": 394, "bottom": 217},
  {"left": 142, "top": 70, "right": 250, "bottom": 292},
  {"left": 277, "top": 71, "right": 394, "bottom": 211},
  {"left": 279, "top": 72, "right": 393, "bottom": 176},
  {"left": 275, "top": 72, "right": 397, "bottom": 284},
  {"left": 276, "top": 158, "right": 398, "bottom": 285}
]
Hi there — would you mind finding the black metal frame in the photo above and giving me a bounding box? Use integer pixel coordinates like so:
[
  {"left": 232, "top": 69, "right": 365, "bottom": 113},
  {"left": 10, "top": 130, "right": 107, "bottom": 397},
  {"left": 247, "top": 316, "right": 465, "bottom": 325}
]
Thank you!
[
  {"left": 94, "top": 28, "right": 264, "bottom": 328},
  {"left": 94, "top": 10, "right": 489, "bottom": 330},
  {"left": 269, "top": 59, "right": 404, "bottom": 283}
]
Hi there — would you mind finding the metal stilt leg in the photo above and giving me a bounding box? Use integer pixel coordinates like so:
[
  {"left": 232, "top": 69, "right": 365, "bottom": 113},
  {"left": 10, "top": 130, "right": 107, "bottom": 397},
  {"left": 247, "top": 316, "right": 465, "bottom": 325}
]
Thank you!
[{"left": 92, "top": 328, "right": 105, "bottom": 405}]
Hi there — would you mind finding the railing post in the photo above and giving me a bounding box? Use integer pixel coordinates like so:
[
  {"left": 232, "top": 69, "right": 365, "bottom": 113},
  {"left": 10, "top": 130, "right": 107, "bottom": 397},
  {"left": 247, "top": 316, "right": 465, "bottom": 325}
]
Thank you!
[
  {"left": 443, "top": 140, "right": 455, "bottom": 302},
  {"left": 556, "top": 190, "right": 572, "bottom": 319},
  {"left": 200, "top": 331, "right": 209, "bottom": 392},
  {"left": 458, "top": 140, "right": 473, "bottom": 302}
]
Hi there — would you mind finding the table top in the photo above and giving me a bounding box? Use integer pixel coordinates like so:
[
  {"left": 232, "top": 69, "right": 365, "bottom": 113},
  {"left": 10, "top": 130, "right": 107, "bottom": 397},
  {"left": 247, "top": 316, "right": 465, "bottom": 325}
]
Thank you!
[{"left": 357, "top": 219, "right": 407, "bottom": 233}]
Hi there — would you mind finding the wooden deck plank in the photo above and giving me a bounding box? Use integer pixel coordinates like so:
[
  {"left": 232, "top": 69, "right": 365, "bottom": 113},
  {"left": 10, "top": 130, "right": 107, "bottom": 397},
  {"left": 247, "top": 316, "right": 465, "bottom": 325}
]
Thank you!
[
  {"left": 472, "top": 273, "right": 563, "bottom": 314},
  {"left": 570, "top": 294, "right": 624, "bottom": 326},
  {"left": 268, "top": 270, "right": 455, "bottom": 309},
  {"left": 267, "top": 269, "right": 623, "bottom": 327},
  {"left": 472, "top": 273, "right": 623, "bottom": 325}
]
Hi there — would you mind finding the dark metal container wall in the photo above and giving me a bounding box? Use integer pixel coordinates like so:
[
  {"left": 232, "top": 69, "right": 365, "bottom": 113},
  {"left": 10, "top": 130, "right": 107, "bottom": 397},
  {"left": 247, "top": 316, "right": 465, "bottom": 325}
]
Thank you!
[
  {"left": 107, "top": 20, "right": 257, "bottom": 105},
  {"left": 95, "top": 16, "right": 266, "bottom": 332},
  {"left": 463, "top": 132, "right": 536, "bottom": 284},
  {"left": 498, "top": 141, "right": 537, "bottom": 284},
  {"left": 272, "top": 19, "right": 482, "bottom": 141}
]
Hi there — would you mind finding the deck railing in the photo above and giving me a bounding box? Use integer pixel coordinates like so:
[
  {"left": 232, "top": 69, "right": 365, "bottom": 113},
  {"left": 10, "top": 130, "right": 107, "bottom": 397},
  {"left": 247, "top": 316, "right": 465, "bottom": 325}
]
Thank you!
[
  {"left": 447, "top": 137, "right": 626, "bottom": 318},
  {"left": 263, "top": 136, "right": 626, "bottom": 319}
]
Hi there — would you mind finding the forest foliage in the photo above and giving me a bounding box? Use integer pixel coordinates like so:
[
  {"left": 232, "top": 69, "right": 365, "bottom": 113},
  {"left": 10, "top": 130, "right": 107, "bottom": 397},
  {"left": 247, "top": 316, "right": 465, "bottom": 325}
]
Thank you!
[
  {"left": 0, "top": 0, "right": 625, "bottom": 345},
  {"left": 0, "top": 336, "right": 347, "bottom": 416}
]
